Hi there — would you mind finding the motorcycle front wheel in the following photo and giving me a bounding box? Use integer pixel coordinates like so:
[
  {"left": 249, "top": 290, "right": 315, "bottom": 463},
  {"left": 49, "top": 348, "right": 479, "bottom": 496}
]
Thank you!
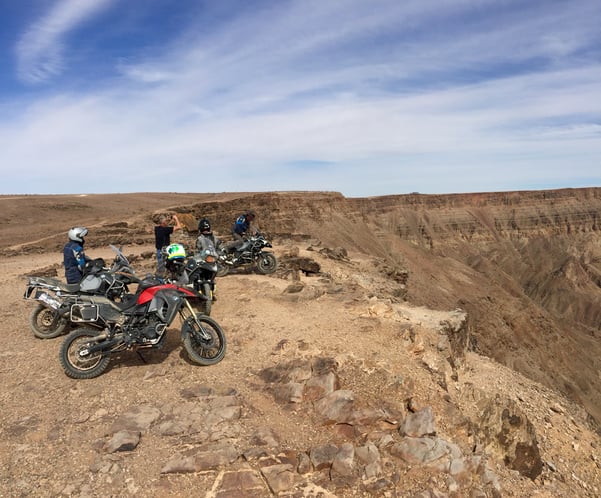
[
  {"left": 59, "top": 328, "right": 111, "bottom": 379},
  {"left": 182, "top": 315, "right": 226, "bottom": 366},
  {"left": 200, "top": 283, "right": 212, "bottom": 315},
  {"left": 30, "top": 304, "right": 68, "bottom": 339},
  {"left": 257, "top": 252, "right": 278, "bottom": 274}
]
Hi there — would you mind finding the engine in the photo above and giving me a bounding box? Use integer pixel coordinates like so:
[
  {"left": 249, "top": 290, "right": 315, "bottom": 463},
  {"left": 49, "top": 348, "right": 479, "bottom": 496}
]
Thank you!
[{"left": 124, "top": 314, "right": 166, "bottom": 343}]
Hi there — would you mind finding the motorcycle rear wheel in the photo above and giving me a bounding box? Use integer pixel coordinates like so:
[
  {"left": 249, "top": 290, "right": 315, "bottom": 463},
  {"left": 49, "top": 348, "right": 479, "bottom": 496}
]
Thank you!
[
  {"left": 59, "top": 328, "right": 111, "bottom": 379},
  {"left": 30, "top": 304, "right": 68, "bottom": 339},
  {"left": 257, "top": 252, "right": 278, "bottom": 274},
  {"left": 182, "top": 315, "right": 226, "bottom": 366},
  {"left": 216, "top": 263, "right": 229, "bottom": 277}
]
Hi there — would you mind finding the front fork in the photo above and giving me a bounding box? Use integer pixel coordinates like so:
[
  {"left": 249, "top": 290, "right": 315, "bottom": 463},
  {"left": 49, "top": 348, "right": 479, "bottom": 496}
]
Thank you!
[{"left": 181, "top": 300, "right": 212, "bottom": 341}]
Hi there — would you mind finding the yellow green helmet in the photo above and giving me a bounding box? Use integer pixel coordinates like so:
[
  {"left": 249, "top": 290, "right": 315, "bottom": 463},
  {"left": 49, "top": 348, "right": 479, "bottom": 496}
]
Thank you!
[{"left": 165, "top": 243, "right": 186, "bottom": 261}]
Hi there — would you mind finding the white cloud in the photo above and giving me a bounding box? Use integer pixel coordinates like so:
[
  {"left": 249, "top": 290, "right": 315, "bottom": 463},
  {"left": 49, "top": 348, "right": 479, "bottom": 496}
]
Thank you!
[
  {"left": 15, "top": 0, "right": 114, "bottom": 83},
  {"left": 2, "top": 0, "right": 600, "bottom": 194}
]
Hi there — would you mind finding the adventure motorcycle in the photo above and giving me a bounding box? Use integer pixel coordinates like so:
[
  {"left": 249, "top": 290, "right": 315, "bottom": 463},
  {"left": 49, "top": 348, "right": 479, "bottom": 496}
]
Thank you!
[
  {"left": 59, "top": 274, "right": 226, "bottom": 379},
  {"left": 23, "top": 245, "right": 136, "bottom": 339},
  {"left": 217, "top": 232, "right": 277, "bottom": 276},
  {"left": 163, "top": 242, "right": 219, "bottom": 315}
]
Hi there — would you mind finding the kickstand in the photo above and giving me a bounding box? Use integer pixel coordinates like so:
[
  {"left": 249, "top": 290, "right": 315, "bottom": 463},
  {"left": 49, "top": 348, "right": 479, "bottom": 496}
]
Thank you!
[{"left": 136, "top": 350, "right": 148, "bottom": 364}]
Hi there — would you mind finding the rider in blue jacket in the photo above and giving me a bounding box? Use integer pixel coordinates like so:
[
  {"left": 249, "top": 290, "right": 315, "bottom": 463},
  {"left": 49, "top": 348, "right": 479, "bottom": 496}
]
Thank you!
[
  {"left": 231, "top": 211, "right": 255, "bottom": 244},
  {"left": 63, "top": 227, "right": 89, "bottom": 284}
]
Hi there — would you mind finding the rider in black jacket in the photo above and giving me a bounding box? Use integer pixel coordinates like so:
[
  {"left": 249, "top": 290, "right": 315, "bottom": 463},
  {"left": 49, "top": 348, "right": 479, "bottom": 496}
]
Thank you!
[
  {"left": 196, "top": 218, "right": 221, "bottom": 253},
  {"left": 154, "top": 214, "right": 182, "bottom": 275}
]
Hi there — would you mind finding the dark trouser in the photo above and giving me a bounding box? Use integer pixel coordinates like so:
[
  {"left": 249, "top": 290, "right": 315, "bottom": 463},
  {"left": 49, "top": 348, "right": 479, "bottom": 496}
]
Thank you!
[
  {"left": 224, "top": 232, "right": 244, "bottom": 252},
  {"left": 156, "top": 248, "right": 166, "bottom": 275}
]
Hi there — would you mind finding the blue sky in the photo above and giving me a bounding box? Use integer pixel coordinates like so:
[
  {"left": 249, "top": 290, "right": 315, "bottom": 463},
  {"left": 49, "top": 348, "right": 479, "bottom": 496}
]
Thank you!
[{"left": 1, "top": 0, "right": 599, "bottom": 197}]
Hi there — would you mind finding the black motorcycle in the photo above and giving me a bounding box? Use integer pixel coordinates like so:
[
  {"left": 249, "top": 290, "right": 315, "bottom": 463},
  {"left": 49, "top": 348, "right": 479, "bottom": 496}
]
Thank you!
[
  {"left": 59, "top": 274, "right": 226, "bottom": 379},
  {"left": 163, "top": 242, "right": 219, "bottom": 315},
  {"left": 217, "top": 232, "right": 277, "bottom": 276},
  {"left": 23, "top": 245, "right": 136, "bottom": 339}
]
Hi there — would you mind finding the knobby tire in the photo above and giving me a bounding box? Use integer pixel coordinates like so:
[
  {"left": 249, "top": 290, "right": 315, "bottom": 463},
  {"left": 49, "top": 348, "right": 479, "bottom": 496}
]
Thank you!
[
  {"left": 182, "top": 315, "right": 226, "bottom": 366},
  {"left": 59, "top": 327, "right": 111, "bottom": 379},
  {"left": 201, "top": 283, "right": 212, "bottom": 315},
  {"left": 30, "top": 304, "right": 68, "bottom": 339},
  {"left": 257, "top": 252, "right": 277, "bottom": 274}
]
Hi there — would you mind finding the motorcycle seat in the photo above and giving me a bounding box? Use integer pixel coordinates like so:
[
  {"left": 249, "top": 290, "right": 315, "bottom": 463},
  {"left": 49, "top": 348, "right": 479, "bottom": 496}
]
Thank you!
[
  {"left": 45, "top": 280, "right": 81, "bottom": 292},
  {"left": 114, "top": 294, "right": 138, "bottom": 311}
]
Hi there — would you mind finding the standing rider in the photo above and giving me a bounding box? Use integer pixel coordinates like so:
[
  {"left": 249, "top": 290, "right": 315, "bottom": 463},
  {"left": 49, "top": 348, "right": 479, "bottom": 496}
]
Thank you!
[
  {"left": 63, "top": 227, "right": 90, "bottom": 284},
  {"left": 154, "top": 214, "right": 182, "bottom": 275}
]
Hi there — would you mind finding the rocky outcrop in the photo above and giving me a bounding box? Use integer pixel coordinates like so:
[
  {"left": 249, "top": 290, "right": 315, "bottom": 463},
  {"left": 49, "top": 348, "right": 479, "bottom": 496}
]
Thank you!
[
  {"left": 475, "top": 396, "right": 543, "bottom": 480},
  {"left": 171, "top": 187, "right": 598, "bottom": 429},
  {"left": 86, "top": 359, "right": 514, "bottom": 497}
]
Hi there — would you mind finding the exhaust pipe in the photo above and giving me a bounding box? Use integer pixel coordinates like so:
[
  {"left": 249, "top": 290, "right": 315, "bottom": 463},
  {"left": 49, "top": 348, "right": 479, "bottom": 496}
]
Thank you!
[{"left": 81, "top": 335, "right": 119, "bottom": 356}]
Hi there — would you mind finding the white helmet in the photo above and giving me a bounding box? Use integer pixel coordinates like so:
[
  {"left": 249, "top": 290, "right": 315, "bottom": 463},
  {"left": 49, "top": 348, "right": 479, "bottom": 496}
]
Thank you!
[{"left": 68, "top": 226, "right": 88, "bottom": 242}]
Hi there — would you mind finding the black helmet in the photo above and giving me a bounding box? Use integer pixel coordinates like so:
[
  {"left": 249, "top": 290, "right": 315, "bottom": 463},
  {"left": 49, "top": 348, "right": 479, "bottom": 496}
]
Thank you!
[{"left": 198, "top": 218, "right": 212, "bottom": 234}]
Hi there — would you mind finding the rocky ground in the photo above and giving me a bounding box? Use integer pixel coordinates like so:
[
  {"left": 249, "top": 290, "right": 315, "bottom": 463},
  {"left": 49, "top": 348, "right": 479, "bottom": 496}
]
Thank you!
[{"left": 2, "top": 238, "right": 601, "bottom": 498}]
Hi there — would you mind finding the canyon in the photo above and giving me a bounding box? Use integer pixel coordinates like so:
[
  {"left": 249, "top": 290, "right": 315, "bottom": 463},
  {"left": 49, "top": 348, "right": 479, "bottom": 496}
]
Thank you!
[{"left": 1, "top": 187, "right": 600, "bottom": 497}]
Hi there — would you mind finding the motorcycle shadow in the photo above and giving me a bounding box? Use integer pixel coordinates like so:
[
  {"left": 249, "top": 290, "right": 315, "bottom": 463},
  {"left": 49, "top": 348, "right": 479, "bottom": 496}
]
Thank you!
[
  {"left": 101, "top": 329, "right": 186, "bottom": 374},
  {"left": 219, "top": 266, "right": 257, "bottom": 276}
]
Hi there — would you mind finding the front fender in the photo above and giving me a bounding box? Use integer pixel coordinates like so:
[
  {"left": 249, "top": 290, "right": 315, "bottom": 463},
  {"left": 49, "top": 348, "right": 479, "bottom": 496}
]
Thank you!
[
  {"left": 180, "top": 315, "right": 213, "bottom": 343},
  {"left": 253, "top": 250, "right": 273, "bottom": 260}
]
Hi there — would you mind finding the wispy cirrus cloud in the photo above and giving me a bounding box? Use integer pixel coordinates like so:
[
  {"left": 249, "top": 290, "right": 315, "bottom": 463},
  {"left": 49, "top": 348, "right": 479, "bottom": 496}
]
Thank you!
[
  {"left": 15, "top": 0, "right": 114, "bottom": 84},
  {"left": 2, "top": 0, "right": 600, "bottom": 195}
]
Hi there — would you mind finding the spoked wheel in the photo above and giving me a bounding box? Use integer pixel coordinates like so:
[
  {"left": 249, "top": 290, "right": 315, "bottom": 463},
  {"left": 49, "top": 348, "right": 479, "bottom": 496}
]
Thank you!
[
  {"left": 59, "top": 328, "right": 111, "bottom": 379},
  {"left": 256, "top": 252, "right": 277, "bottom": 274},
  {"left": 30, "top": 304, "right": 68, "bottom": 339},
  {"left": 182, "top": 315, "right": 226, "bottom": 366}
]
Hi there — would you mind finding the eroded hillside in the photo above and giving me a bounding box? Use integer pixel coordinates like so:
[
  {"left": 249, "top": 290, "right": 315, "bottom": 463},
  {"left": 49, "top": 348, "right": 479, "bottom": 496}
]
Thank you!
[
  {"left": 1, "top": 188, "right": 600, "bottom": 497},
  {"left": 149, "top": 188, "right": 601, "bottom": 427}
]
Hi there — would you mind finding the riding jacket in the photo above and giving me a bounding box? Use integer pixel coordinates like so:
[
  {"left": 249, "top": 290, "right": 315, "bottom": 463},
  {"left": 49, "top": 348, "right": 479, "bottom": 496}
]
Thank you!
[
  {"left": 232, "top": 214, "right": 251, "bottom": 236},
  {"left": 63, "top": 240, "right": 86, "bottom": 284}
]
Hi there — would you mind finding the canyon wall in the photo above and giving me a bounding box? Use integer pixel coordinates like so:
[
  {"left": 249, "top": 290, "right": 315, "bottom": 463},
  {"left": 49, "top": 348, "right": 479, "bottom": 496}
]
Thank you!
[{"left": 182, "top": 188, "right": 601, "bottom": 424}]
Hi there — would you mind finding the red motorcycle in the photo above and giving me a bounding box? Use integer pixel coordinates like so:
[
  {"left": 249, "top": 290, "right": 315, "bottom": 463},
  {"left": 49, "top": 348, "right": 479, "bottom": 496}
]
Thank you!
[{"left": 59, "top": 274, "right": 226, "bottom": 379}]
